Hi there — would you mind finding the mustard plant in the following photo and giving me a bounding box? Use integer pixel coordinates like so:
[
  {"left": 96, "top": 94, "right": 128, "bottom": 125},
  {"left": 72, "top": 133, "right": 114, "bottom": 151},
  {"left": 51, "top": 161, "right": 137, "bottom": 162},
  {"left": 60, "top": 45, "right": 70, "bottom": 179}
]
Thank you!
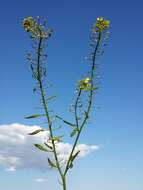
[{"left": 22, "top": 16, "right": 110, "bottom": 190}]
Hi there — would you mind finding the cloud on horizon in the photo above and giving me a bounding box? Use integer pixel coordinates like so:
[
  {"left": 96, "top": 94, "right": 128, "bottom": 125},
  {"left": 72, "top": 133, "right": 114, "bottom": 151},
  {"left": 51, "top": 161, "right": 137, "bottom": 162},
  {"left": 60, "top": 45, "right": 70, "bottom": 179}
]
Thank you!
[{"left": 0, "top": 123, "right": 99, "bottom": 172}]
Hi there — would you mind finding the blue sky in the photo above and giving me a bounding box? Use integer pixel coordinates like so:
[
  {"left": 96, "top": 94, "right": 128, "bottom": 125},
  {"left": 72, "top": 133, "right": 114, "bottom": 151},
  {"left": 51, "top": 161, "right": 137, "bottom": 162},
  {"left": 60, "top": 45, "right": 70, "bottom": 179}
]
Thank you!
[{"left": 0, "top": 0, "right": 143, "bottom": 190}]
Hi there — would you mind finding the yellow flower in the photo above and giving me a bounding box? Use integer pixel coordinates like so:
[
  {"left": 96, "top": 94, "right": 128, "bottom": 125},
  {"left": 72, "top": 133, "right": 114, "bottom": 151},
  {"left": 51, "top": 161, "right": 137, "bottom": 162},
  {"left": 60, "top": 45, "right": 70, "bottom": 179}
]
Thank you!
[
  {"left": 94, "top": 17, "right": 110, "bottom": 31},
  {"left": 79, "top": 77, "right": 92, "bottom": 91},
  {"left": 23, "top": 17, "right": 34, "bottom": 32}
]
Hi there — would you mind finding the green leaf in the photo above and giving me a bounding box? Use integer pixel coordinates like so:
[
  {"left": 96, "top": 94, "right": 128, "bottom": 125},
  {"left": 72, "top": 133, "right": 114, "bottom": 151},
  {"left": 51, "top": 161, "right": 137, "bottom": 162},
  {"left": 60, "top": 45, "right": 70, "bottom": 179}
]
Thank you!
[
  {"left": 29, "top": 129, "right": 44, "bottom": 135},
  {"left": 68, "top": 151, "right": 80, "bottom": 169},
  {"left": 47, "top": 158, "right": 57, "bottom": 168},
  {"left": 34, "top": 144, "right": 49, "bottom": 152},
  {"left": 50, "top": 135, "right": 64, "bottom": 142},
  {"left": 71, "top": 150, "right": 80, "bottom": 162},
  {"left": 70, "top": 128, "right": 78, "bottom": 138},
  {"left": 44, "top": 142, "right": 53, "bottom": 150},
  {"left": 47, "top": 96, "right": 57, "bottom": 101},
  {"left": 55, "top": 115, "right": 76, "bottom": 127},
  {"left": 63, "top": 120, "right": 76, "bottom": 127},
  {"left": 25, "top": 114, "right": 45, "bottom": 119}
]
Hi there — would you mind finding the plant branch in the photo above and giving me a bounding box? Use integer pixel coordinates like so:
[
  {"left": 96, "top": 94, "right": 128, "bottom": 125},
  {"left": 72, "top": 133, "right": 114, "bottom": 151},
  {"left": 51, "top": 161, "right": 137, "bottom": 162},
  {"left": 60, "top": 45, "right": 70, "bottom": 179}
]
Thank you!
[
  {"left": 64, "top": 31, "right": 101, "bottom": 176},
  {"left": 74, "top": 89, "right": 82, "bottom": 129},
  {"left": 36, "top": 36, "right": 64, "bottom": 180}
]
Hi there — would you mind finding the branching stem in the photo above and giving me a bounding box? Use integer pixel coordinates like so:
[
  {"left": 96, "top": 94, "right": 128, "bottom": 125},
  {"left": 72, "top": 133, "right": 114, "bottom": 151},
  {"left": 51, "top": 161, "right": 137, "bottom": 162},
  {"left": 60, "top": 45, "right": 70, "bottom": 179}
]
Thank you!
[
  {"left": 37, "top": 31, "right": 101, "bottom": 189},
  {"left": 64, "top": 31, "right": 102, "bottom": 177},
  {"left": 24, "top": 16, "right": 109, "bottom": 190}
]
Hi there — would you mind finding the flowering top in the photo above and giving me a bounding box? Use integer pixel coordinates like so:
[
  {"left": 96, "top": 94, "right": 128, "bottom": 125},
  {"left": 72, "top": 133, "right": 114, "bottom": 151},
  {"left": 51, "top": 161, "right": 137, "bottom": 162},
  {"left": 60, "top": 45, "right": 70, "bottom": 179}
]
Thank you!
[
  {"left": 23, "top": 17, "right": 34, "bottom": 32},
  {"left": 93, "top": 17, "right": 110, "bottom": 32},
  {"left": 78, "top": 77, "right": 92, "bottom": 91},
  {"left": 22, "top": 16, "right": 52, "bottom": 38}
]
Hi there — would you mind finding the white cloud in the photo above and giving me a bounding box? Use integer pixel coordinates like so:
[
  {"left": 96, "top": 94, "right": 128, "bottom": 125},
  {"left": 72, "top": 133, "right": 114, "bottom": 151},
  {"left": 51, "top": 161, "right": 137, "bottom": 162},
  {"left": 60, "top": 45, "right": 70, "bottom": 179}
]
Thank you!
[
  {"left": 0, "top": 123, "right": 99, "bottom": 171},
  {"left": 5, "top": 166, "right": 16, "bottom": 172},
  {"left": 36, "top": 178, "right": 48, "bottom": 183}
]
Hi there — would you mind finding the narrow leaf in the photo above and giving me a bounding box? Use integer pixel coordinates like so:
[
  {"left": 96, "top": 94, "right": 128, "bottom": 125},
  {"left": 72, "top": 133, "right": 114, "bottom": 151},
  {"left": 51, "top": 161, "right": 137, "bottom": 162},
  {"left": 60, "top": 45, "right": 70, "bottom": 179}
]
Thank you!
[
  {"left": 50, "top": 135, "right": 64, "bottom": 142},
  {"left": 68, "top": 151, "right": 80, "bottom": 169},
  {"left": 44, "top": 142, "right": 53, "bottom": 150},
  {"left": 25, "top": 114, "right": 45, "bottom": 119},
  {"left": 55, "top": 115, "right": 76, "bottom": 127},
  {"left": 47, "top": 158, "right": 57, "bottom": 168},
  {"left": 29, "top": 129, "right": 44, "bottom": 135},
  {"left": 63, "top": 120, "right": 76, "bottom": 127},
  {"left": 70, "top": 128, "right": 78, "bottom": 138},
  {"left": 47, "top": 96, "right": 57, "bottom": 101},
  {"left": 71, "top": 150, "right": 80, "bottom": 162},
  {"left": 34, "top": 144, "right": 48, "bottom": 152}
]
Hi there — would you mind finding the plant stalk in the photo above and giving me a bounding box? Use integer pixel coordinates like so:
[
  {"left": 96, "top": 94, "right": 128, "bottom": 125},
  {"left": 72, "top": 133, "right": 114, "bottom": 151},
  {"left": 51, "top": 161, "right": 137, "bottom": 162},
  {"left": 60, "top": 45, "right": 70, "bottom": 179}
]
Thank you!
[
  {"left": 64, "top": 31, "right": 101, "bottom": 176},
  {"left": 36, "top": 36, "right": 65, "bottom": 187}
]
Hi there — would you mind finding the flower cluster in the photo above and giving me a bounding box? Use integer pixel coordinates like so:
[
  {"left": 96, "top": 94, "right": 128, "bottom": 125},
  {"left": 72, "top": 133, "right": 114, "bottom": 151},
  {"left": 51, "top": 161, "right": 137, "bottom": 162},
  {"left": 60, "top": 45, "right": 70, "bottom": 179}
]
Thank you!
[
  {"left": 93, "top": 17, "right": 110, "bottom": 32},
  {"left": 23, "top": 17, "right": 34, "bottom": 32},
  {"left": 22, "top": 16, "right": 52, "bottom": 38},
  {"left": 78, "top": 77, "right": 92, "bottom": 91}
]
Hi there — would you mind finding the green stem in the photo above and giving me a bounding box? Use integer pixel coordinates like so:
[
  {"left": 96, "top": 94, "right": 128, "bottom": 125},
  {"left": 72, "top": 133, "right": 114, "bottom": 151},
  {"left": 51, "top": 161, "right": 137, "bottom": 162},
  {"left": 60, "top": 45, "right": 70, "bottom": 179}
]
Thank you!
[
  {"left": 36, "top": 30, "right": 101, "bottom": 190},
  {"left": 36, "top": 37, "right": 64, "bottom": 182},
  {"left": 64, "top": 31, "right": 101, "bottom": 176},
  {"left": 62, "top": 176, "right": 67, "bottom": 190},
  {"left": 74, "top": 89, "right": 82, "bottom": 128}
]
